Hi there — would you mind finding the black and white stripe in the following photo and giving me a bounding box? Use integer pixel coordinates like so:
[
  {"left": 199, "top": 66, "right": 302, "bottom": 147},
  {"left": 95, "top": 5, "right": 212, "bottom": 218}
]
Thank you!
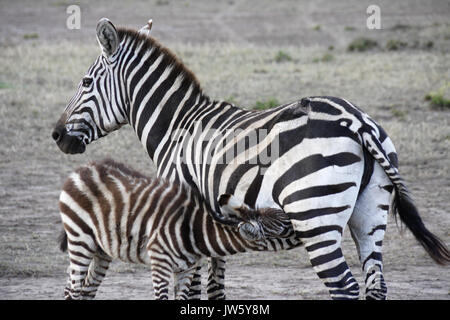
[
  {"left": 53, "top": 18, "right": 450, "bottom": 300},
  {"left": 59, "top": 159, "right": 300, "bottom": 300}
]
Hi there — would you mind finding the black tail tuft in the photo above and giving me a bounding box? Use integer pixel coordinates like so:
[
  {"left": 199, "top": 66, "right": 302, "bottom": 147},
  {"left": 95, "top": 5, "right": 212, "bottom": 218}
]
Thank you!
[
  {"left": 393, "top": 185, "right": 450, "bottom": 265},
  {"left": 58, "top": 230, "right": 68, "bottom": 252}
]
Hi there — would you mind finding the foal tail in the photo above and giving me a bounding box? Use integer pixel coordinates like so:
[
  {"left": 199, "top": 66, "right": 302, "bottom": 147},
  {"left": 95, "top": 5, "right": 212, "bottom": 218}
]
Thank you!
[{"left": 58, "top": 230, "right": 68, "bottom": 253}]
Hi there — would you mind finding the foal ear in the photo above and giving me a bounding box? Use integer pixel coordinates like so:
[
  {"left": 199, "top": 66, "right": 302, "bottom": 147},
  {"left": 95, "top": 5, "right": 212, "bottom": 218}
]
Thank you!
[
  {"left": 218, "top": 194, "right": 248, "bottom": 218},
  {"left": 96, "top": 18, "right": 119, "bottom": 57},
  {"left": 138, "top": 19, "right": 153, "bottom": 36}
]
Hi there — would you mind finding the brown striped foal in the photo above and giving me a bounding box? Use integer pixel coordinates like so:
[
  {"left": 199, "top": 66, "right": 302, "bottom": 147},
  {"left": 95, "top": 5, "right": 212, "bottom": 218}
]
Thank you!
[{"left": 59, "top": 159, "right": 300, "bottom": 299}]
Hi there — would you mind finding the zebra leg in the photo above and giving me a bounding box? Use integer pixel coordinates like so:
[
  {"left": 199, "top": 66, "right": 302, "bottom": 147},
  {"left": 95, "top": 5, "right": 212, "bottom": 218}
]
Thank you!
[
  {"left": 284, "top": 171, "right": 363, "bottom": 299},
  {"left": 349, "top": 162, "right": 391, "bottom": 300},
  {"left": 301, "top": 228, "right": 360, "bottom": 299},
  {"left": 207, "top": 257, "right": 226, "bottom": 300},
  {"left": 150, "top": 266, "right": 171, "bottom": 300},
  {"left": 63, "top": 235, "right": 98, "bottom": 300},
  {"left": 174, "top": 264, "right": 198, "bottom": 300},
  {"left": 149, "top": 250, "right": 172, "bottom": 299},
  {"left": 80, "top": 253, "right": 112, "bottom": 299},
  {"left": 65, "top": 254, "right": 93, "bottom": 300},
  {"left": 187, "top": 264, "right": 203, "bottom": 299}
]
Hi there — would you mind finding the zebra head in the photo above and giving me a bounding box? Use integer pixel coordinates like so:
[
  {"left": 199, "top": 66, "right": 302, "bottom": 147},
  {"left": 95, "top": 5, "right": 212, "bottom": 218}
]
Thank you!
[{"left": 52, "top": 18, "right": 134, "bottom": 154}]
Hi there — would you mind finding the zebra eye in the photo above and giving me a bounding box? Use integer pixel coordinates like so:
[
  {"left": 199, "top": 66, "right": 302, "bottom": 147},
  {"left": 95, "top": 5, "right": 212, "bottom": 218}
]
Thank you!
[{"left": 82, "top": 77, "right": 93, "bottom": 87}]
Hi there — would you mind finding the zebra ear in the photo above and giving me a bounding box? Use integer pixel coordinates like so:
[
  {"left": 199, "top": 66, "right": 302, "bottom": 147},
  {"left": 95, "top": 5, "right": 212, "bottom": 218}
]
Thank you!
[
  {"left": 96, "top": 18, "right": 119, "bottom": 57},
  {"left": 138, "top": 19, "right": 153, "bottom": 36}
]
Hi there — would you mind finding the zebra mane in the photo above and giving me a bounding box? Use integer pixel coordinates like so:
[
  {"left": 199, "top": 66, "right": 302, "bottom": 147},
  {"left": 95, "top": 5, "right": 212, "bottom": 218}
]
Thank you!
[{"left": 116, "top": 27, "right": 204, "bottom": 96}]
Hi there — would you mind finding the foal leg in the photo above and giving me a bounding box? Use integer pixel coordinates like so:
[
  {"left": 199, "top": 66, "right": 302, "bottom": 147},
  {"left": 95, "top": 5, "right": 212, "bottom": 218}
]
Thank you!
[
  {"left": 174, "top": 264, "right": 198, "bottom": 300},
  {"left": 65, "top": 247, "right": 94, "bottom": 300},
  {"left": 349, "top": 162, "right": 392, "bottom": 300},
  {"left": 80, "top": 253, "right": 112, "bottom": 299},
  {"left": 187, "top": 264, "right": 203, "bottom": 299},
  {"left": 185, "top": 258, "right": 227, "bottom": 300},
  {"left": 148, "top": 248, "right": 172, "bottom": 300},
  {"left": 207, "top": 257, "right": 226, "bottom": 300}
]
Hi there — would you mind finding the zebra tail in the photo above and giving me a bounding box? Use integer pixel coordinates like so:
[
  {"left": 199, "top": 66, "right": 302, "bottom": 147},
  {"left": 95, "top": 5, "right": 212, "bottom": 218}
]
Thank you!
[
  {"left": 361, "top": 126, "right": 450, "bottom": 265},
  {"left": 392, "top": 183, "right": 450, "bottom": 266},
  {"left": 58, "top": 230, "right": 68, "bottom": 253}
]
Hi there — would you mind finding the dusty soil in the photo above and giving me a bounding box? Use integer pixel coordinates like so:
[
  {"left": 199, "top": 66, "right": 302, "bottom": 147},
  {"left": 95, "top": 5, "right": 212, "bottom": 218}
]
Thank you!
[{"left": 0, "top": 0, "right": 449, "bottom": 300}]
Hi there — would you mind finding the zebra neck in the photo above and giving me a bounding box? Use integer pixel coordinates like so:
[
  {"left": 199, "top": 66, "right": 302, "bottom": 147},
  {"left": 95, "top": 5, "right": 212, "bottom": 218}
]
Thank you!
[
  {"left": 118, "top": 30, "right": 245, "bottom": 188},
  {"left": 152, "top": 98, "right": 245, "bottom": 189},
  {"left": 127, "top": 75, "right": 208, "bottom": 161}
]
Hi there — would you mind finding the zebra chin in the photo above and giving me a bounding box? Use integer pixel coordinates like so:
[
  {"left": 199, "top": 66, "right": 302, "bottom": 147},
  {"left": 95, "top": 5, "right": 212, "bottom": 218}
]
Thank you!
[
  {"left": 56, "top": 137, "right": 86, "bottom": 154},
  {"left": 52, "top": 127, "right": 86, "bottom": 154}
]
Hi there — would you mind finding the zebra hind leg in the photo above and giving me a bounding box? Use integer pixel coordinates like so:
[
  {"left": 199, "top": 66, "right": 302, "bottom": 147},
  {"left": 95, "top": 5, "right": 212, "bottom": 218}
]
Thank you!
[
  {"left": 349, "top": 162, "right": 391, "bottom": 300},
  {"left": 287, "top": 186, "right": 361, "bottom": 298},
  {"left": 304, "top": 234, "right": 360, "bottom": 299},
  {"left": 288, "top": 193, "right": 360, "bottom": 299}
]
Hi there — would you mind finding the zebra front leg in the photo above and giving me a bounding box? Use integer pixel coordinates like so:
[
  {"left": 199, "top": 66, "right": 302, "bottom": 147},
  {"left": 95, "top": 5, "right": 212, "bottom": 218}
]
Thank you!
[
  {"left": 349, "top": 163, "right": 391, "bottom": 300},
  {"left": 207, "top": 257, "right": 226, "bottom": 300},
  {"left": 80, "top": 253, "right": 112, "bottom": 299}
]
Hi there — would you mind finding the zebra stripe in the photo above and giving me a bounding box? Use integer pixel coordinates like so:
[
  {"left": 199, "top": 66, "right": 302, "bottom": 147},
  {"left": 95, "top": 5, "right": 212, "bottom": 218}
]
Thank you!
[
  {"left": 59, "top": 159, "right": 300, "bottom": 300},
  {"left": 53, "top": 19, "right": 450, "bottom": 300}
]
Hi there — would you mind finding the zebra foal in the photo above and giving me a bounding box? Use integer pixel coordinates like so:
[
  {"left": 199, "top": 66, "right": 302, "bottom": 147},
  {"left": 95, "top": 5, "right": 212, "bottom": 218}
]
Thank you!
[{"left": 59, "top": 159, "right": 299, "bottom": 300}]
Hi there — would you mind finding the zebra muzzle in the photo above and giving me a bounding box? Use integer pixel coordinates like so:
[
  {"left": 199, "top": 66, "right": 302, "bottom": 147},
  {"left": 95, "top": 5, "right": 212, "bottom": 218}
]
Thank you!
[{"left": 52, "top": 126, "right": 86, "bottom": 154}]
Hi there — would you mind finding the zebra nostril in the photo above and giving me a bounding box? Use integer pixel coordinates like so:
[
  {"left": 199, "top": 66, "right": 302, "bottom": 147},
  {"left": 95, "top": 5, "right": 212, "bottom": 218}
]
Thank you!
[{"left": 52, "top": 129, "right": 61, "bottom": 142}]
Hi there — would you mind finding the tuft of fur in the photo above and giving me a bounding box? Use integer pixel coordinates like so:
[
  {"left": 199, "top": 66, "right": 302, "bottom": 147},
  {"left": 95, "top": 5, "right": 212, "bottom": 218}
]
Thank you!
[{"left": 58, "top": 230, "right": 68, "bottom": 253}]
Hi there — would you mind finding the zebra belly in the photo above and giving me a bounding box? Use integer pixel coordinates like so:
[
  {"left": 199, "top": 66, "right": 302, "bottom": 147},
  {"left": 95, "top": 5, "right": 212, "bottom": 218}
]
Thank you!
[{"left": 93, "top": 223, "right": 153, "bottom": 265}]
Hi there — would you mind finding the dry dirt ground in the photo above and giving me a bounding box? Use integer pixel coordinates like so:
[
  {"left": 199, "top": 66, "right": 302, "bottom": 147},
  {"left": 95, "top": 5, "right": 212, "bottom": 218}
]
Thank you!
[{"left": 0, "top": 0, "right": 449, "bottom": 300}]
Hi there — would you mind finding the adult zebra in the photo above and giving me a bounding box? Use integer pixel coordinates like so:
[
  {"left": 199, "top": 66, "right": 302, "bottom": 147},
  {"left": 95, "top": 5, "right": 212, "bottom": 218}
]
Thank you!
[{"left": 52, "top": 18, "right": 450, "bottom": 299}]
